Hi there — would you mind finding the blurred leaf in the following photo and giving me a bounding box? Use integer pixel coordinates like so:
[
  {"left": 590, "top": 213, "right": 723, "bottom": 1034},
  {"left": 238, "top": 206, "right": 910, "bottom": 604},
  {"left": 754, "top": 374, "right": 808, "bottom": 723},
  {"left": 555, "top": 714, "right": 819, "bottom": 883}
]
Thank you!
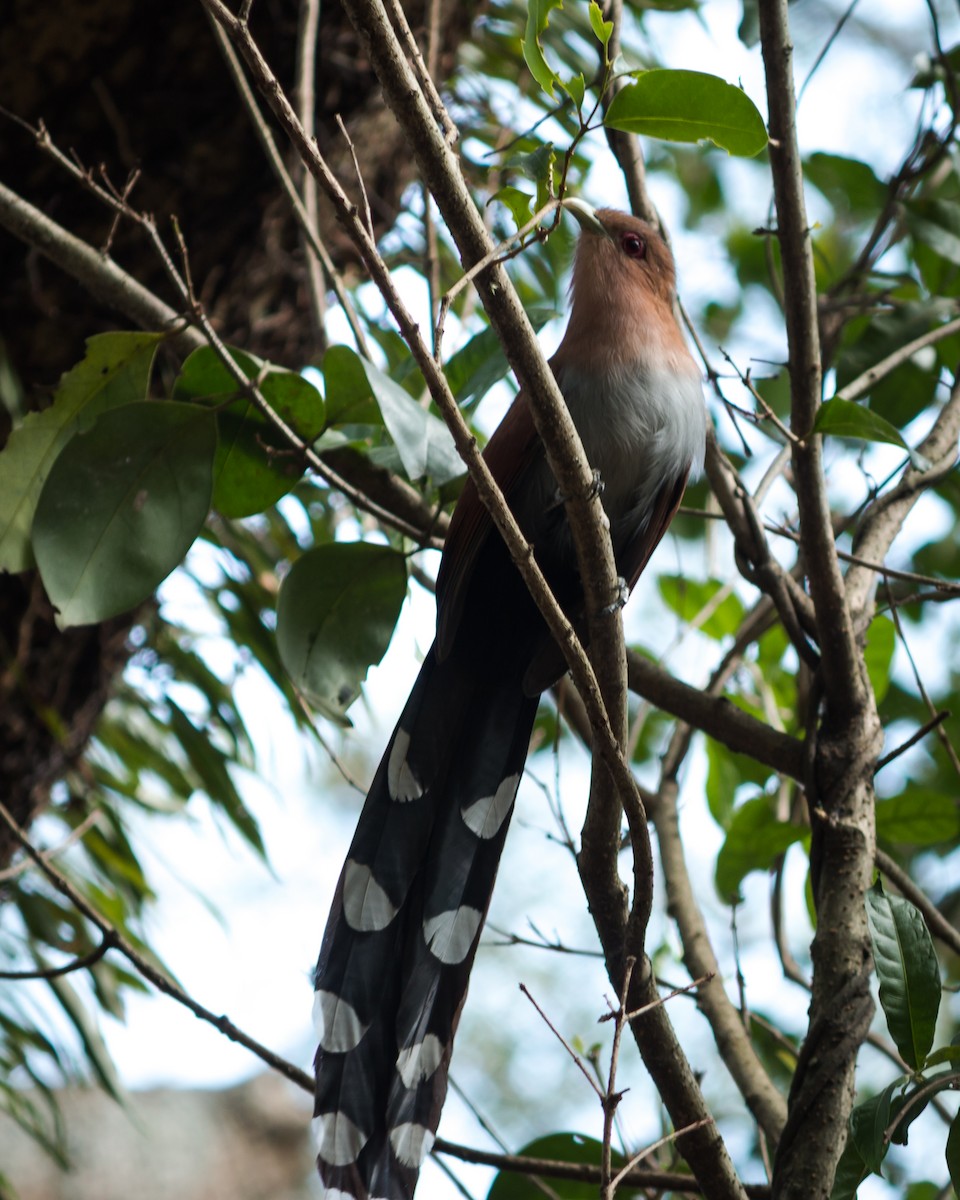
[
  {"left": 866, "top": 880, "right": 941, "bottom": 1070},
  {"left": 0, "top": 332, "right": 162, "bottom": 572},
  {"left": 876, "top": 790, "right": 960, "bottom": 846},
  {"left": 738, "top": 0, "right": 760, "bottom": 47},
  {"left": 906, "top": 198, "right": 960, "bottom": 265},
  {"left": 276, "top": 542, "right": 407, "bottom": 724},
  {"left": 45, "top": 970, "right": 123, "bottom": 1103},
  {"left": 715, "top": 796, "right": 804, "bottom": 901},
  {"left": 947, "top": 1115, "right": 960, "bottom": 1197},
  {"left": 444, "top": 305, "right": 560, "bottom": 410},
  {"left": 605, "top": 71, "right": 767, "bottom": 156},
  {"left": 32, "top": 403, "right": 216, "bottom": 627},
  {"left": 166, "top": 699, "right": 266, "bottom": 858},
  {"left": 487, "top": 1131, "right": 642, "bottom": 1198},
  {"left": 805, "top": 152, "right": 887, "bottom": 218},
  {"left": 863, "top": 615, "right": 896, "bottom": 705},
  {"left": 588, "top": 2, "right": 612, "bottom": 47},
  {"left": 834, "top": 304, "right": 946, "bottom": 430},
  {"left": 658, "top": 575, "right": 745, "bottom": 639}
]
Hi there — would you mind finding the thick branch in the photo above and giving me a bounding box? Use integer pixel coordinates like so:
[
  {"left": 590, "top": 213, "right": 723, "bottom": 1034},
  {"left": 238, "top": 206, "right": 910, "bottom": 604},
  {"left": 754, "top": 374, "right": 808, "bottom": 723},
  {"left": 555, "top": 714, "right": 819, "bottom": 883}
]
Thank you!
[
  {"left": 654, "top": 780, "right": 788, "bottom": 1144},
  {"left": 759, "top": 1, "right": 865, "bottom": 724},
  {"left": 627, "top": 651, "right": 804, "bottom": 780}
]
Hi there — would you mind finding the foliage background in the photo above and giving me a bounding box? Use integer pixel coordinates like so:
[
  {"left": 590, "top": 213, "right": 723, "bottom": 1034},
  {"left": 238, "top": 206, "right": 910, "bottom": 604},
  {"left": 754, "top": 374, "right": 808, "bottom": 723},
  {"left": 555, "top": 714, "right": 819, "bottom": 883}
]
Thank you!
[{"left": 2, "top": 1, "right": 960, "bottom": 1198}]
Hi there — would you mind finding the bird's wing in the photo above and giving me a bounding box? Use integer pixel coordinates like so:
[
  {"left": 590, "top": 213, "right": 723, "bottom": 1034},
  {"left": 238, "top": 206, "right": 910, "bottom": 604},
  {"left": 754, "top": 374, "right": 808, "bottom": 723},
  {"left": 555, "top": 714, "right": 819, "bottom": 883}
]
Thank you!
[
  {"left": 621, "top": 468, "right": 690, "bottom": 590},
  {"left": 435, "top": 392, "right": 542, "bottom": 659}
]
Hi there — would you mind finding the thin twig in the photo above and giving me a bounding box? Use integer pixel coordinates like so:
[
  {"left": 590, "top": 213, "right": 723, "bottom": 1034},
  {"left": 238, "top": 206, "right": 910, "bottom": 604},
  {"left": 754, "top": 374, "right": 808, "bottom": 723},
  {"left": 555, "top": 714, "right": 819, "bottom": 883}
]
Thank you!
[
  {"left": 519, "top": 982, "right": 603, "bottom": 1098},
  {"left": 0, "top": 796, "right": 314, "bottom": 1092},
  {"left": 0, "top": 933, "right": 116, "bottom": 981},
  {"left": 294, "top": 0, "right": 327, "bottom": 342}
]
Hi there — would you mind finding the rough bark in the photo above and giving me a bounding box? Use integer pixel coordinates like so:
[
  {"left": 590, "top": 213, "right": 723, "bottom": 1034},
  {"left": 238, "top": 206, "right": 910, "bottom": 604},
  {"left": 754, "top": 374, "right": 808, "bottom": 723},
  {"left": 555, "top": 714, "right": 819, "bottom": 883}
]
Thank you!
[{"left": 0, "top": 0, "right": 482, "bottom": 871}]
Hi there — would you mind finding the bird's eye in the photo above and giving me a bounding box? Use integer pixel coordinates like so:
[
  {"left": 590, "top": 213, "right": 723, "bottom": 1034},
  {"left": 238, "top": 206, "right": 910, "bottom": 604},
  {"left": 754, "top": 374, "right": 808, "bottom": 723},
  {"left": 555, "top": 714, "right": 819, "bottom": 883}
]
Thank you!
[{"left": 621, "top": 232, "right": 646, "bottom": 259}]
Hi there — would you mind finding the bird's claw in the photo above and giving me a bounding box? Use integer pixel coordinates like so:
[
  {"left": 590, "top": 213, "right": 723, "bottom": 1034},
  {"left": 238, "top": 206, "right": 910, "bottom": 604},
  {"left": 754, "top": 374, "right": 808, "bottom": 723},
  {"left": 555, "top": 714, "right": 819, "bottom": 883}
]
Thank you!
[
  {"left": 551, "top": 469, "right": 604, "bottom": 510},
  {"left": 596, "top": 576, "right": 630, "bottom": 616}
]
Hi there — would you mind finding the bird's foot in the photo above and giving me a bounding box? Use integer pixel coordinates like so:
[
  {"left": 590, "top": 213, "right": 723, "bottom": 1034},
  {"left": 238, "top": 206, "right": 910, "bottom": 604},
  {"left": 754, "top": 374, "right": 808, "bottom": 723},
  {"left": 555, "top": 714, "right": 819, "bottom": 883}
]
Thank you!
[
  {"left": 550, "top": 469, "right": 604, "bottom": 511},
  {"left": 596, "top": 576, "right": 630, "bottom": 616}
]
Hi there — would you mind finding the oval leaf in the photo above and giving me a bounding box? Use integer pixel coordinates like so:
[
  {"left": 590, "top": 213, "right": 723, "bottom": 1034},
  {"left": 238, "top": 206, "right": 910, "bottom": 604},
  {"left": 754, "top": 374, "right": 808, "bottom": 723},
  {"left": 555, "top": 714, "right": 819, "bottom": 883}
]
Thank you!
[
  {"left": 487, "top": 1131, "right": 641, "bottom": 1199},
  {"left": 849, "top": 1082, "right": 900, "bottom": 1176},
  {"left": 715, "top": 796, "right": 804, "bottom": 902},
  {"left": 276, "top": 542, "right": 407, "bottom": 724},
  {"left": 814, "top": 397, "right": 929, "bottom": 469},
  {"left": 363, "top": 358, "right": 463, "bottom": 485},
  {"left": 33, "top": 402, "right": 216, "bottom": 627},
  {"left": 865, "top": 880, "right": 941, "bottom": 1070},
  {"left": 0, "top": 332, "right": 162, "bottom": 573},
  {"left": 876, "top": 789, "right": 960, "bottom": 846},
  {"left": 174, "top": 345, "right": 325, "bottom": 518},
  {"left": 946, "top": 1110, "right": 960, "bottom": 1194},
  {"left": 605, "top": 70, "right": 768, "bottom": 157}
]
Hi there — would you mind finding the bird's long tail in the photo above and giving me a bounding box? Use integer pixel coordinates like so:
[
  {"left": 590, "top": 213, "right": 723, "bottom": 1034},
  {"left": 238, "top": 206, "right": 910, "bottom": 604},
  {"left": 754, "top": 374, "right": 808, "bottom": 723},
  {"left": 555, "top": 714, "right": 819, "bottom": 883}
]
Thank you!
[{"left": 313, "top": 643, "right": 538, "bottom": 1199}]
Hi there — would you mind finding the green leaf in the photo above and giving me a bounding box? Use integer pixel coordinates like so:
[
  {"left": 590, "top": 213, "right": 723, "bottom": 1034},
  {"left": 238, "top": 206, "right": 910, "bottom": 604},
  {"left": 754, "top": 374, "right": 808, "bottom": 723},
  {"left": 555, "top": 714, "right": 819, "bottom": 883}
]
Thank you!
[
  {"left": 658, "top": 574, "right": 745, "bottom": 640},
  {"left": 487, "top": 1132, "right": 643, "bottom": 1198},
  {"left": 805, "top": 153, "right": 887, "bottom": 219},
  {"left": 560, "top": 73, "right": 586, "bottom": 110},
  {"left": 814, "top": 398, "right": 929, "bottom": 469},
  {"left": 863, "top": 615, "right": 895, "bottom": 705},
  {"left": 946, "top": 1109, "right": 960, "bottom": 1194},
  {"left": 46, "top": 970, "right": 122, "bottom": 1102},
  {"left": 504, "top": 142, "right": 557, "bottom": 215},
  {"left": 588, "top": 1, "right": 613, "bottom": 47},
  {"left": 865, "top": 880, "right": 941, "bottom": 1070},
  {"left": 166, "top": 699, "right": 266, "bottom": 858},
  {"left": 276, "top": 542, "right": 407, "bottom": 724},
  {"left": 490, "top": 185, "right": 535, "bottom": 231},
  {"left": 849, "top": 1082, "right": 901, "bottom": 1177},
  {"left": 32, "top": 402, "right": 216, "bottom": 627},
  {"left": 323, "top": 344, "right": 381, "bottom": 426},
  {"left": 605, "top": 70, "right": 768, "bottom": 157},
  {"left": 715, "top": 796, "right": 804, "bottom": 901},
  {"left": 906, "top": 198, "right": 960, "bottom": 266},
  {"left": 0, "top": 332, "right": 162, "bottom": 572},
  {"left": 444, "top": 305, "right": 560, "bottom": 409},
  {"left": 737, "top": 0, "right": 760, "bottom": 48},
  {"left": 174, "top": 346, "right": 325, "bottom": 518},
  {"left": 876, "top": 790, "right": 960, "bottom": 846},
  {"left": 363, "top": 358, "right": 463, "bottom": 484},
  {"left": 834, "top": 303, "right": 946, "bottom": 431},
  {"left": 522, "top": 0, "right": 564, "bottom": 97}
]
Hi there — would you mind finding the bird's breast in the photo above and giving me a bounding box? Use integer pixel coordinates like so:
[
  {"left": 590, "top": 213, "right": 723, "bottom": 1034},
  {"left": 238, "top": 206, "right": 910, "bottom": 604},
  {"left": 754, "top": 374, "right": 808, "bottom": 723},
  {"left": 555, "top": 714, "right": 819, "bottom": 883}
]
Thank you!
[{"left": 555, "top": 359, "right": 706, "bottom": 529}]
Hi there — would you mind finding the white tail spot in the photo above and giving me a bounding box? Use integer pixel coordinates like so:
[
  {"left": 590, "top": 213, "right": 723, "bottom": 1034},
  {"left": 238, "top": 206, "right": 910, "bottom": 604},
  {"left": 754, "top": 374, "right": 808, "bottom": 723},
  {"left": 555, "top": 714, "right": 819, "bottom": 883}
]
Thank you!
[
  {"left": 396, "top": 1034, "right": 445, "bottom": 1087},
  {"left": 387, "top": 728, "right": 422, "bottom": 801},
  {"left": 313, "top": 989, "right": 367, "bottom": 1052},
  {"left": 389, "top": 1121, "right": 435, "bottom": 1167},
  {"left": 342, "top": 859, "right": 399, "bottom": 931},
  {"left": 313, "top": 1110, "right": 368, "bottom": 1166},
  {"left": 461, "top": 773, "right": 520, "bottom": 838},
  {"left": 423, "top": 906, "right": 482, "bottom": 964}
]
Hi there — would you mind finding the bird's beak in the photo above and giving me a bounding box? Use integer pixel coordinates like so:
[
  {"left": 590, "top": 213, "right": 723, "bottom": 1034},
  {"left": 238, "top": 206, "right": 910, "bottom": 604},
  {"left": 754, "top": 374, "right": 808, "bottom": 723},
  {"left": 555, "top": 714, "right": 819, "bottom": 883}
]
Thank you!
[{"left": 561, "top": 198, "right": 613, "bottom": 240}]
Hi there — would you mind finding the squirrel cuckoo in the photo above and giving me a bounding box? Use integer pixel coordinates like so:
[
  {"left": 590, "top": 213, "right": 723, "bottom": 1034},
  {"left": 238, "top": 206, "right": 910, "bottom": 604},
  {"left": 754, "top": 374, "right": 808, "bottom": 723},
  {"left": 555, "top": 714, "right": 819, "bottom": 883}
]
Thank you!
[{"left": 312, "top": 201, "right": 706, "bottom": 1199}]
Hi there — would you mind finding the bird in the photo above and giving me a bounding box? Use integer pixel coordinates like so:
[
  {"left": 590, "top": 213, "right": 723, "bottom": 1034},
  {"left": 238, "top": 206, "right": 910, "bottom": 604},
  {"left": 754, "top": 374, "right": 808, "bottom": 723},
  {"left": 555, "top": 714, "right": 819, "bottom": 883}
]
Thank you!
[{"left": 312, "top": 200, "right": 706, "bottom": 1200}]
